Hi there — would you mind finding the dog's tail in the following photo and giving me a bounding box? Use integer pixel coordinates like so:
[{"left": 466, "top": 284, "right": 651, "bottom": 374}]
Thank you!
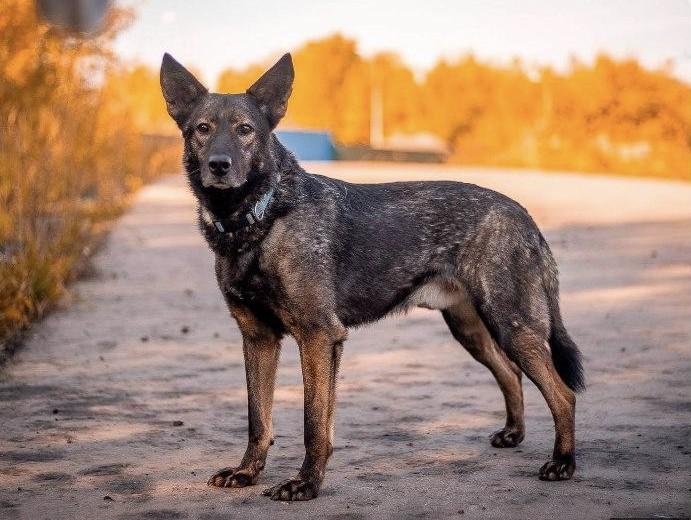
[
  {"left": 549, "top": 310, "right": 585, "bottom": 392},
  {"left": 542, "top": 242, "right": 586, "bottom": 393}
]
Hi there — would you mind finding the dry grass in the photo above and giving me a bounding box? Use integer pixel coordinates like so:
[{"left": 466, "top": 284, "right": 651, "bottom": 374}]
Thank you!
[{"left": 0, "top": 1, "right": 180, "bottom": 349}]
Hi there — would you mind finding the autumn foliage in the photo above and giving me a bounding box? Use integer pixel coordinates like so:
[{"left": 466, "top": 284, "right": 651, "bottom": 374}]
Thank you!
[
  {"left": 218, "top": 34, "right": 691, "bottom": 180},
  {"left": 0, "top": 1, "right": 179, "bottom": 346}
]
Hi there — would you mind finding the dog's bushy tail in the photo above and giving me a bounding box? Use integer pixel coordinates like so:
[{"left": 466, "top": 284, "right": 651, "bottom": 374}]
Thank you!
[
  {"left": 542, "top": 242, "right": 586, "bottom": 393},
  {"left": 549, "top": 311, "right": 585, "bottom": 392}
]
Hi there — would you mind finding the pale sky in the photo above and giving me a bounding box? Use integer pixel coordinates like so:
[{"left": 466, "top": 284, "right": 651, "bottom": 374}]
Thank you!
[{"left": 113, "top": 0, "right": 691, "bottom": 86}]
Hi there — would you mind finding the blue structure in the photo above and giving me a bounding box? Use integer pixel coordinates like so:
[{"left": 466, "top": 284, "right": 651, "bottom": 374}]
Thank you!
[{"left": 275, "top": 130, "right": 335, "bottom": 161}]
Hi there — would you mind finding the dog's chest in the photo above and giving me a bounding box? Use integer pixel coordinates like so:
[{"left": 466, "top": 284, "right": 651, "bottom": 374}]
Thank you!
[
  {"left": 213, "top": 242, "right": 279, "bottom": 310},
  {"left": 198, "top": 211, "right": 284, "bottom": 304}
]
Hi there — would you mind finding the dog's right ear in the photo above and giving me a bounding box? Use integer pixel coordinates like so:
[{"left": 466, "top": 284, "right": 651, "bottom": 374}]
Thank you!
[
  {"left": 160, "top": 53, "right": 208, "bottom": 128},
  {"left": 247, "top": 53, "right": 294, "bottom": 129}
]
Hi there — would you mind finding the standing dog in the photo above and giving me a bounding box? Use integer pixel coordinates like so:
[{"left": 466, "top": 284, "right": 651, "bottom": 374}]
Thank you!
[{"left": 160, "top": 52, "right": 584, "bottom": 501}]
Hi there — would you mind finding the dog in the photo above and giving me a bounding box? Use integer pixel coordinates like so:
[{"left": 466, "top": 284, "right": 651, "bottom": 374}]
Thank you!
[{"left": 160, "top": 52, "right": 585, "bottom": 501}]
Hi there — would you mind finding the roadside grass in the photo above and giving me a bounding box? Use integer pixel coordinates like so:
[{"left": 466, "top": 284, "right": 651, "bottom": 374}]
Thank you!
[
  {"left": 0, "top": 134, "right": 180, "bottom": 356},
  {"left": 0, "top": 1, "right": 180, "bottom": 356}
]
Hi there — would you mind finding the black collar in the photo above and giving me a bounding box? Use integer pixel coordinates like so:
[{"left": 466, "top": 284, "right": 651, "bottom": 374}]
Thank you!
[{"left": 210, "top": 177, "right": 279, "bottom": 236}]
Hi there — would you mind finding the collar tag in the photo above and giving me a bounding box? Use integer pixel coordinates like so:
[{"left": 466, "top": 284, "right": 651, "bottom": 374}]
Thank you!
[
  {"left": 213, "top": 221, "right": 225, "bottom": 233},
  {"left": 249, "top": 185, "right": 275, "bottom": 222}
]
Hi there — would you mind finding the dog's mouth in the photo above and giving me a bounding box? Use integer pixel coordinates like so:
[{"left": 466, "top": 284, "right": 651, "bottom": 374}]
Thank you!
[
  {"left": 200, "top": 172, "right": 245, "bottom": 190},
  {"left": 204, "top": 181, "right": 232, "bottom": 190}
]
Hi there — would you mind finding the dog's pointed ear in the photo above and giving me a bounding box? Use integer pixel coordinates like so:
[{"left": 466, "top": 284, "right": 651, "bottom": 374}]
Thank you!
[
  {"left": 160, "top": 53, "right": 208, "bottom": 128},
  {"left": 247, "top": 53, "right": 294, "bottom": 129}
]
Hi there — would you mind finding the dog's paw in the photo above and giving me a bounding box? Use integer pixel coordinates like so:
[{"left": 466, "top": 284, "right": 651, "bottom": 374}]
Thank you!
[
  {"left": 538, "top": 458, "right": 575, "bottom": 481},
  {"left": 207, "top": 467, "right": 257, "bottom": 488},
  {"left": 490, "top": 427, "right": 524, "bottom": 448},
  {"left": 262, "top": 477, "right": 320, "bottom": 501}
]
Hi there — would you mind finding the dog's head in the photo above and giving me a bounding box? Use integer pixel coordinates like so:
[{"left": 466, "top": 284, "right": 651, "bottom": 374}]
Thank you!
[{"left": 160, "top": 53, "right": 294, "bottom": 190}]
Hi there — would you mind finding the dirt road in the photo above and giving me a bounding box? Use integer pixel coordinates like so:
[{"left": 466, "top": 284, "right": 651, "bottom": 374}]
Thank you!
[{"left": 1, "top": 164, "right": 690, "bottom": 519}]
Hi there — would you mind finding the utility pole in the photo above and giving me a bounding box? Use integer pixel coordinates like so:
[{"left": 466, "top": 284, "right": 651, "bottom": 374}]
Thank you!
[{"left": 370, "top": 83, "right": 383, "bottom": 148}]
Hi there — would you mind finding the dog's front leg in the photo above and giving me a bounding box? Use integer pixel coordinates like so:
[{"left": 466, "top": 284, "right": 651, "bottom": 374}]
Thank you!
[
  {"left": 263, "top": 326, "right": 345, "bottom": 501},
  {"left": 208, "top": 307, "right": 281, "bottom": 488}
]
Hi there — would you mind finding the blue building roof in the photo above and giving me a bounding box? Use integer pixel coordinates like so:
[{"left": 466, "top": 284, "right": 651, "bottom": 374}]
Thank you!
[{"left": 275, "top": 130, "right": 335, "bottom": 161}]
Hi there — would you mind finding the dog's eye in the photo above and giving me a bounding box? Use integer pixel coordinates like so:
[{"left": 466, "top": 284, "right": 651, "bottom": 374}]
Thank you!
[
  {"left": 196, "top": 123, "right": 210, "bottom": 134},
  {"left": 237, "top": 124, "right": 253, "bottom": 136}
]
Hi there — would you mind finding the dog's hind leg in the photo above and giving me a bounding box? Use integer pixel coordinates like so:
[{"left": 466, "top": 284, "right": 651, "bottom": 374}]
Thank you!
[
  {"left": 456, "top": 207, "right": 581, "bottom": 479},
  {"left": 469, "top": 292, "right": 577, "bottom": 479},
  {"left": 442, "top": 302, "right": 525, "bottom": 448},
  {"left": 208, "top": 304, "right": 282, "bottom": 488},
  {"left": 506, "top": 327, "right": 576, "bottom": 480},
  {"left": 470, "top": 284, "right": 577, "bottom": 480}
]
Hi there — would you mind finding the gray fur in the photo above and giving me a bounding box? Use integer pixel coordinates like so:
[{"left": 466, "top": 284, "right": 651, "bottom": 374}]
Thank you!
[{"left": 160, "top": 52, "right": 585, "bottom": 501}]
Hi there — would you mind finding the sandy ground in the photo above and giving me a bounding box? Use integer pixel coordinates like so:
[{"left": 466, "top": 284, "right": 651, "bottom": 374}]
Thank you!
[{"left": 1, "top": 163, "right": 690, "bottom": 520}]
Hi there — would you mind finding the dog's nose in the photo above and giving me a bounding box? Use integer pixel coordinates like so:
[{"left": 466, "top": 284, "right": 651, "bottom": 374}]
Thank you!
[{"left": 208, "top": 154, "right": 232, "bottom": 176}]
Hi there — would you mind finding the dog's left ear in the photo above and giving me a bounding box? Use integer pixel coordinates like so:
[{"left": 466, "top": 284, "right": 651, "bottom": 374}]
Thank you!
[
  {"left": 160, "top": 53, "right": 208, "bottom": 129},
  {"left": 247, "top": 53, "right": 294, "bottom": 129}
]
